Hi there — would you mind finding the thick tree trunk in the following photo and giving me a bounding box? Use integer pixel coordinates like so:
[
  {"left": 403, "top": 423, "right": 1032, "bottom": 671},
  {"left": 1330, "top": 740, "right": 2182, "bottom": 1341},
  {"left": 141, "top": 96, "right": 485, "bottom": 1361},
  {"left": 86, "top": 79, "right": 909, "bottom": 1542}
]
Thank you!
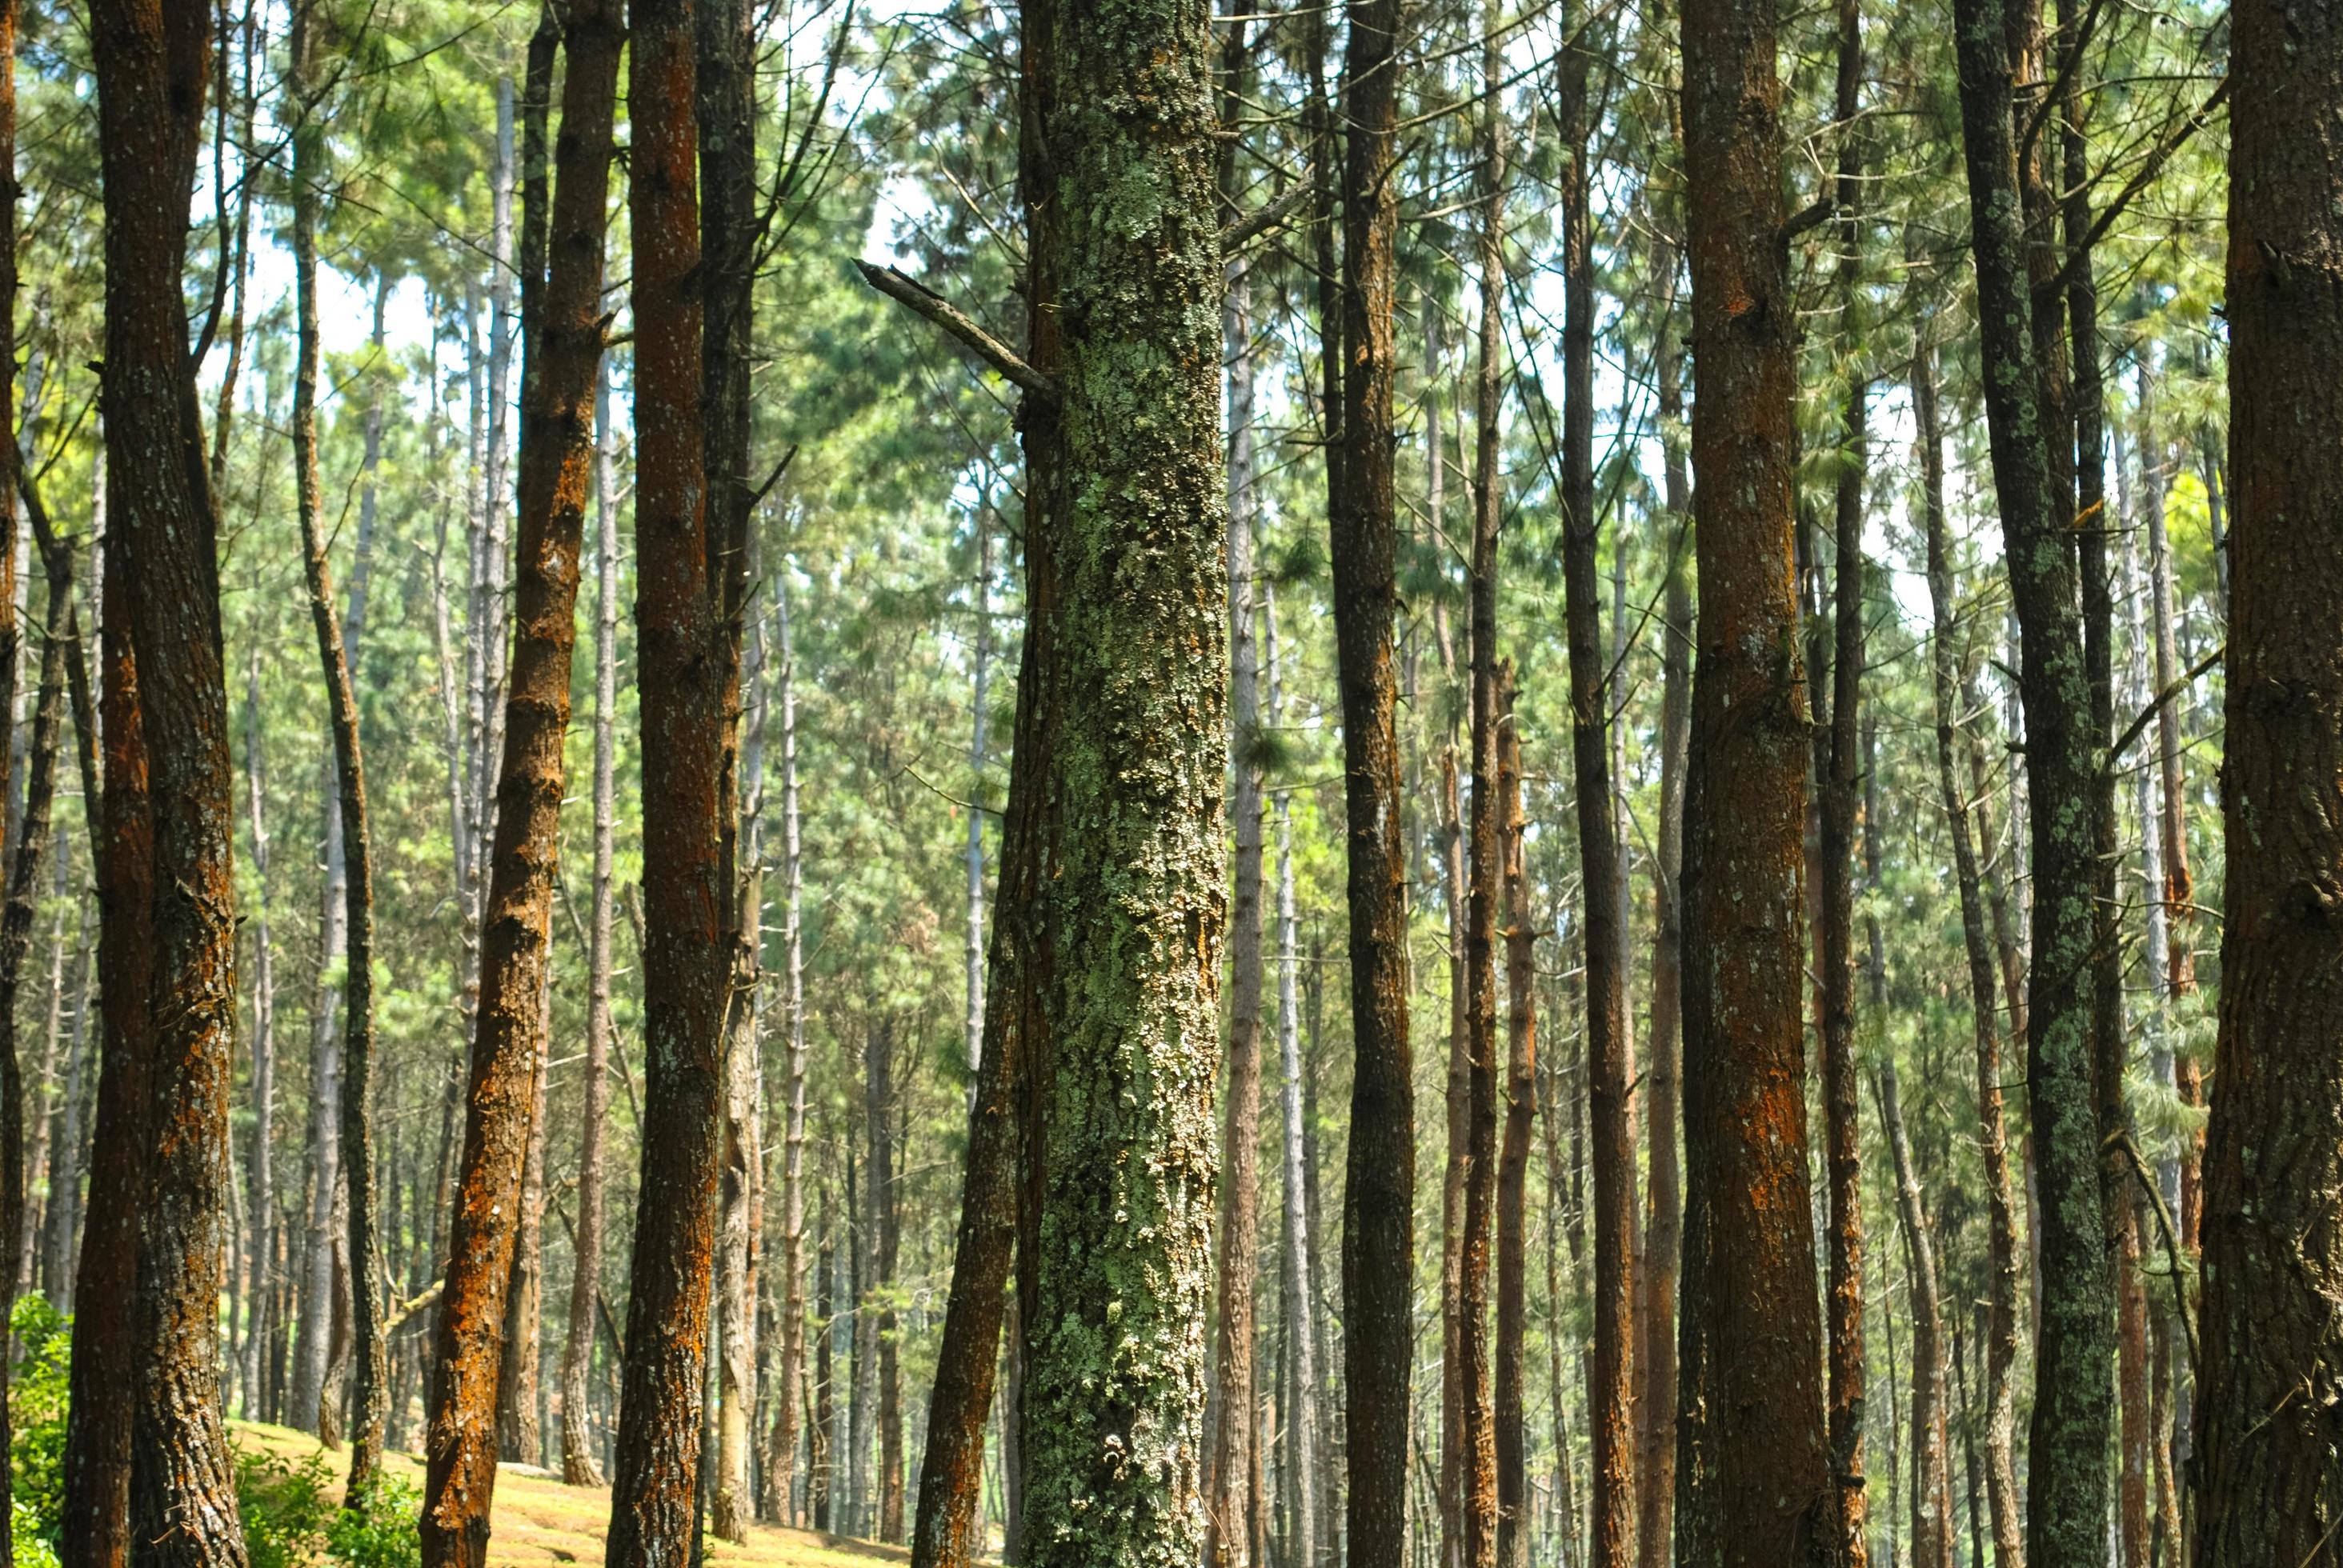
[
  {"left": 604, "top": 2, "right": 735, "bottom": 1558},
  {"left": 1915, "top": 336, "right": 2024, "bottom": 1568},
  {"left": 562, "top": 366, "right": 620, "bottom": 1490},
  {"left": 1010, "top": 0, "right": 1225, "bottom": 1554},
  {"left": 1949, "top": 2, "right": 2117, "bottom": 1558},
  {"left": 1673, "top": 2, "right": 1832, "bottom": 1564},
  {"left": 1555, "top": 6, "right": 1632, "bottom": 1558},
  {"left": 89, "top": 6, "right": 246, "bottom": 1566},
  {"left": 2191, "top": 1, "right": 2343, "bottom": 1555},
  {"left": 419, "top": 6, "right": 619, "bottom": 1561}
]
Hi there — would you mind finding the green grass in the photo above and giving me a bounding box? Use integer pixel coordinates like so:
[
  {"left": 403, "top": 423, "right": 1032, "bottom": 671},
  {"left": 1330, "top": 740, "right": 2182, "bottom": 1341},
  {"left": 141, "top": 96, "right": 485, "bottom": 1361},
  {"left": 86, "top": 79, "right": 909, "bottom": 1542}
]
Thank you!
[{"left": 231, "top": 1424, "right": 910, "bottom": 1568}]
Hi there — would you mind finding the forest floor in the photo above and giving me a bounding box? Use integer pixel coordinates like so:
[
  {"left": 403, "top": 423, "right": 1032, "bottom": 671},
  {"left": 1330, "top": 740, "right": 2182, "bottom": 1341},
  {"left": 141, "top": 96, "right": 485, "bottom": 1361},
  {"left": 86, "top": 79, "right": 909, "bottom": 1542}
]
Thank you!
[{"left": 231, "top": 1422, "right": 914, "bottom": 1568}]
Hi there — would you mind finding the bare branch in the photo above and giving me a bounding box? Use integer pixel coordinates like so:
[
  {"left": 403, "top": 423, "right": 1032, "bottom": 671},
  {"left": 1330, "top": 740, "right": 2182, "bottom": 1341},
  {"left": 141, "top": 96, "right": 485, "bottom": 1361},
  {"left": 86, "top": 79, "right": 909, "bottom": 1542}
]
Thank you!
[{"left": 855, "top": 261, "right": 1058, "bottom": 403}]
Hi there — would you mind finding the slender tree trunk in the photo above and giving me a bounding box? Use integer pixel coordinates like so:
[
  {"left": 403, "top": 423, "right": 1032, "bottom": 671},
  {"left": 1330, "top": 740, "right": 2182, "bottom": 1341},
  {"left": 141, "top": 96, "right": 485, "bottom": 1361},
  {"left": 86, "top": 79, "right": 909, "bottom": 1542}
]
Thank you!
[
  {"left": 2191, "top": 1, "right": 2343, "bottom": 1555},
  {"left": 1877, "top": 1061, "right": 1952, "bottom": 1568},
  {"left": 1673, "top": 1, "right": 1832, "bottom": 1563},
  {"left": 868, "top": 1020, "right": 904, "bottom": 1542},
  {"left": 1331, "top": 0, "right": 1416, "bottom": 1547},
  {"left": 563, "top": 366, "right": 619, "bottom": 1490},
  {"left": 1207, "top": 154, "right": 1267, "bottom": 1566},
  {"left": 1819, "top": 9, "right": 1870, "bottom": 1559},
  {"left": 1010, "top": 0, "right": 1225, "bottom": 1554},
  {"left": 88, "top": 6, "right": 246, "bottom": 1564},
  {"left": 1493, "top": 664, "right": 1536, "bottom": 1568},
  {"left": 1915, "top": 336, "right": 2024, "bottom": 1568},
  {"left": 770, "top": 577, "right": 816, "bottom": 1526},
  {"left": 1635, "top": 236, "right": 1691, "bottom": 1568},
  {"left": 1457, "top": 23, "right": 1509, "bottom": 1558},
  {"left": 289, "top": 4, "right": 386, "bottom": 1482},
  {"left": 1553, "top": 8, "right": 1631, "bottom": 1560},
  {"left": 1948, "top": 2, "right": 2117, "bottom": 1557},
  {"left": 419, "top": 5, "right": 619, "bottom": 1559},
  {"left": 0, "top": 0, "right": 18, "bottom": 1523}
]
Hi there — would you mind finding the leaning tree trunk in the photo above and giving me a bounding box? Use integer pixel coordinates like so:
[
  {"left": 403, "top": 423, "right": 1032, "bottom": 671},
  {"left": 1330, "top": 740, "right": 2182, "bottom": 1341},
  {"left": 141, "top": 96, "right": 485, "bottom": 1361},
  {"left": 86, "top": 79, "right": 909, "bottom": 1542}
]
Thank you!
[
  {"left": 1010, "top": 0, "right": 1226, "bottom": 1555},
  {"left": 1673, "top": 0, "right": 1834, "bottom": 1564},
  {"left": 2191, "top": 0, "right": 2343, "bottom": 1557},
  {"left": 1916, "top": 333, "right": 2025, "bottom": 1568},
  {"left": 418, "top": 5, "right": 620, "bottom": 1562},
  {"left": 1949, "top": 2, "right": 2117, "bottom": 1558},
  {"left": 88, "top": 6, "right": 248, "bottom": 1566},
  {"left": 603, "top": 0, "right": 735, "bottom": 1558},
  {"left": 1332, "top": 0, "right": 1416, "bottom": 1552}
]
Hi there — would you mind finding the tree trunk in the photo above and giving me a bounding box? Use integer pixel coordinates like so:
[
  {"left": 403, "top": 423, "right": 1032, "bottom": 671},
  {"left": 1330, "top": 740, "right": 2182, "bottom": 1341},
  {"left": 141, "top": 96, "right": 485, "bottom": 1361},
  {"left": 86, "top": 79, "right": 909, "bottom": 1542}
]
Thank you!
[
  {"left": 1206, "top": 134, "right": 1267, "bottom": 1562},
  {"left": 1493, "top": 664, "right": 1536, "bottom": 1568},
  {"left": 2191, "top": 0, "right": 2343, "bottom": 1554},
  {"left": 289, "top": 2, "right": 387, "bottom": 1481},
  {"left": 1554, "top": 9, "right": 1631, "bottom": 1562},
  {"left": 419, "top": 4, "right": 619, "bottom": 1560},
  {"left": 1331, "top": 0, "right": 1416, "bottom": 1549},
  {"left": 604, "top": 2, "right": 734, "bottom": 1558},
  {"left": 562, "top": 364, "right": 619, "bottom": 1490},
  {"left": 88, "top": 6, "right": 246, "bottom": 1563},
  {"left": 1673, "top": 0, "right": 1832, "bottom": 1562},
  {"left": 1636, "top": 233, "right": 1691, "bottom": 1568},
  {"left": 0, "top": 0, "right": 17, "bottom": 1523},
  {"left": 1877, "top": 1060, "right": 1952, "bottom": 1568},
  {"left": 1819, "top": 7, "right": 1870, "bottom": 1561},
  {"left": 769, "top": 575, "right": 818, "bottom": 1526},
  {"left": 1948, "top": 1, "right": 2117, "bottom": 1558},
  {"left": 1010, "top": 0, "right": 1225, "bottom": 1554},
  {"left": 1915, "top": 334, "right": 2025, "bottom": 1568}
]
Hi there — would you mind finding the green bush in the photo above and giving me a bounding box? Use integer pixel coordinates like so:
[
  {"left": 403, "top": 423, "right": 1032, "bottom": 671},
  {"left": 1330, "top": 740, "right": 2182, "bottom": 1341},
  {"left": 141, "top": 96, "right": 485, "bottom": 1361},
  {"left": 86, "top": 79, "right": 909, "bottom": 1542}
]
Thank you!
[
  {"left": 325, "top": 1475, "right": 422, "bottom": 1568},
  {"left": 10, "top": 1295, "right": 73, "bottom": 1549},
  {"left": 235, "top": 1448, "right": 337, "bottom": 1568}
]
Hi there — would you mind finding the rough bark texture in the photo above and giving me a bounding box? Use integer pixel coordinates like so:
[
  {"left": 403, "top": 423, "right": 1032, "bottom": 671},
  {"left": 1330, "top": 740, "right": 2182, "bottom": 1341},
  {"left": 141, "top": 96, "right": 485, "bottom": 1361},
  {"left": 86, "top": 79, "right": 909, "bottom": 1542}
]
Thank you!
[
  {"left": 604, "top": 4, "right": 731, "bottom": 1562},
  {"left": 1673, "top": 0, "right": 1833, "bottom": 1562},
  {"left": 64, "top": 414, "right": 150, "bottom": 1568},
  {"left": 89, "top": 5, "right": 248, "bottom": 1564},
  {"left": 2192, "top": 0, "right": 2343, "bottom": 1555},
  {"left": 1007, "top": 0, "right": 1224, "bottom": 1558},
  {"left": 1951, "top": 2, "right": 2117, "bottom": 1559},
  {"left": 1332, "top": 0, "right": 1416, "bottom": 1552},
  {"left": 419, "top": 5, "right": 619, "bottom": 1559},
  {"left": 1916, "top": 337, "right": 2024, "bottom": 1568}
]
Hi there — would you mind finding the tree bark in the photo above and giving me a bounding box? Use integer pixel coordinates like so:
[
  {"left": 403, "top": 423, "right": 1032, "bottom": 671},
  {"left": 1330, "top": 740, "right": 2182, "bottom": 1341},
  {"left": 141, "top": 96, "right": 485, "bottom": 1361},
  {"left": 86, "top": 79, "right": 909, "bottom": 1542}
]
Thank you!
[
  {"left": 1949, "top": 1, "right": 2117, "bottom": 1558},
  {"left": 2191, "top": 0, "right": 2343, "bottom": 1554},
  {"left": 1493, "top": 665, "right": 1536, "bottom": 1568},
  {"left": 1673, "top": 0, "right": 1833, "bottom": 1562},
  {"left": 1332, "top": 0, "right": 1416, "bottom": 1550},
  {"left": 1010, "top": 0, "right": 1226, "bottom": 1553},
  {"left": 1877, "top": 1060, "right": 1952, "bottom": 1568},
  {"left": 1915, "top": 334, "right": 2025, "bottom": 1568},
  {"left": 1818, "top": 8, "right": 1869, "bottom": 1561},
  {"left": 562, "top": 365, "right": 620, "bottom": 1490},
  {"left": 604, "top": 1, "right": 734, "bottom": 1558},
  {"left": 769, "top": 576, "right": 818, "bottom": 1526},
  {"left": 1555, "top": 8, "right": 1632, "bottom": 1560},
  {"left": 419, "top": 3, "right": 619, "bottom": 1559}
]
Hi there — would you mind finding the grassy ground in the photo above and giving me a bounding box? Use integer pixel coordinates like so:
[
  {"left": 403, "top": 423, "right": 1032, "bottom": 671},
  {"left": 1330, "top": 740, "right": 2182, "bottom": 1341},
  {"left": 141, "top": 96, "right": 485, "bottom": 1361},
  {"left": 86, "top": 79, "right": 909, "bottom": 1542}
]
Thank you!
[{"left": 232, "top": 1423, "right": 908, "bottom": 1568}]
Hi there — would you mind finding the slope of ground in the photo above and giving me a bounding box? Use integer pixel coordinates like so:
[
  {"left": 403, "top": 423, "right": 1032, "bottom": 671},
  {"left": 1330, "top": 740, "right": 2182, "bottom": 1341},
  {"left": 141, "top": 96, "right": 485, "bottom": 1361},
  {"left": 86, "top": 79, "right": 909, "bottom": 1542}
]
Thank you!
[{"left": 232, "top": 1422, "right": 907, "bottom": 1568}]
